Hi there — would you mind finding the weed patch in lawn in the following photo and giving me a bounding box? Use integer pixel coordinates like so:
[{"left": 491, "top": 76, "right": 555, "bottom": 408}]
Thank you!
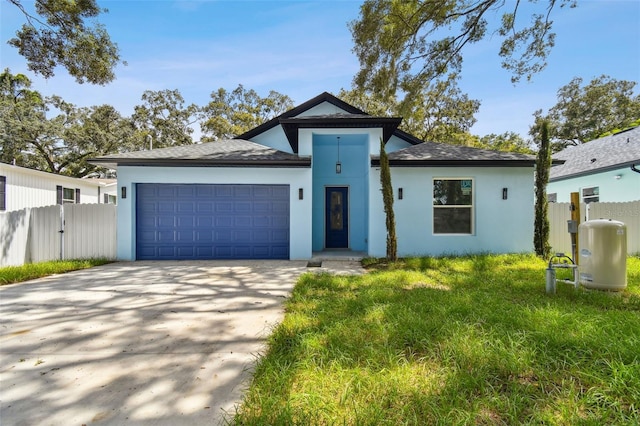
[
  {"left": 0, "top": 258, "right": 112, "bottom": 285},
  {"left": 233, "top": 254, "right": 640, "bottom": 425}
]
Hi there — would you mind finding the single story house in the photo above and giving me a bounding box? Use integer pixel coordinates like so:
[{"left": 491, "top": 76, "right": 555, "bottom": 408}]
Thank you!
[
  {"left": 548, "top": 126, "right": 640, "bottom": 203},
  {"left": 91, "top": 92, "right": 539, "bottom": 261},
  {"left": 0, "top": 162, "right": 117, "bottom": 212}
]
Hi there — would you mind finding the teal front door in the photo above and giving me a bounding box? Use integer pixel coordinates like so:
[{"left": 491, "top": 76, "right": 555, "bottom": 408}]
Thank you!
[{"left": 325, "top": 187, "right": 349, "bottom": 248}]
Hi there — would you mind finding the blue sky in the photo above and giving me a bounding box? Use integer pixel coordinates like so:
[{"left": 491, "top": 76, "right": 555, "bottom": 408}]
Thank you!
[{"left": 1, "top": 0, "right": 639, "bottom": 141}]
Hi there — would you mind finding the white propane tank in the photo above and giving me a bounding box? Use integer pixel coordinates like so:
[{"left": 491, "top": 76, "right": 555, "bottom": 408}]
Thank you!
[{"left": 578, "top": 219, "right": 627, "bottom": 291}]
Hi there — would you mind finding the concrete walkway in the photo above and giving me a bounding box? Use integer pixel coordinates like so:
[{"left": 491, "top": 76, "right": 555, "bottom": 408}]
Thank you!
[{"left": 0, "top": 260, "right": 364, "bottom": 425}]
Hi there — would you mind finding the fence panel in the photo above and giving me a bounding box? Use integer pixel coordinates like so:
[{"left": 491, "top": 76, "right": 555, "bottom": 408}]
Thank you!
[
  {"left": 29, "top": 205, "right": 63, "bottom": 264},
  {"left": 0, "top": 208, "right": 32, "bottom": 267},
  {"left": 549, "top": 201, "right": 639, "bottom": 256},
  {"left": 64, "top": 204, "right": 116, "bottom": 259},
  {"left": 548, "top": 203, "right": 572, "bottom": 255},
  {"left": 587, "top": 201, "right": 640, "bottom": 254},
  {"left": 0, "top": 204, "right": 116, "bottom": 267}
]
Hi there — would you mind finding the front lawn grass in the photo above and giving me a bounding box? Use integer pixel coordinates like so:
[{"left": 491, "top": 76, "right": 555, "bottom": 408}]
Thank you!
[
  {"left": 234, "top": 254, "right": 640, "bottom": 425},
  {"left": 0, "top": 258, "right": 113, "bottom": 285}
]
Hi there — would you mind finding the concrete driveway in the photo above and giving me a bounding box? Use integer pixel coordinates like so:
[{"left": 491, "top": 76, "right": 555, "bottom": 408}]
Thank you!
[{"left": 0, "top": 260, "right": 324, "bottom": 425}]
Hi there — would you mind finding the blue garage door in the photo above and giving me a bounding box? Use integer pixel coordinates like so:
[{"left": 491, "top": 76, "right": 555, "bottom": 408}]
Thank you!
[{"left": 136, "top": 184, "right": 290, "bottom": 260}]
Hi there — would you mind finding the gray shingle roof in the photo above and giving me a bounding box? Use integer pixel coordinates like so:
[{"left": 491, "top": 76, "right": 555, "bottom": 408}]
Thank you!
[
  {"left": 549, "top": 126, "right": 640, "bottom": 181},
  {"left": 89, "top": 139, "right": 310, "bottom": 169},
  {"left": 372, "top": 141, "right": 538, "bottom": 166}
]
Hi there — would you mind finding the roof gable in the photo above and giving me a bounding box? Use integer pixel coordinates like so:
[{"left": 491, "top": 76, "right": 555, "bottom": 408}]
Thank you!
[
  {"left": 550, "top": 126, "right": 640, "bottom": 181},
  {"left": 236, "top": 92, "right": 419, "bottom": 150},
  {"left": 237, "top": 92, "right": 364, "bottom": 141}
]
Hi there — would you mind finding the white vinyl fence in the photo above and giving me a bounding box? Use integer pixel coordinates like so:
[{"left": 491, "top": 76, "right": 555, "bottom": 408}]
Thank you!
[
  {"left": 0, "top": 204, "right": 116, "bottom": 267},
  {"left": 549, "top": 201, "right": 640, "bottom": 256}
]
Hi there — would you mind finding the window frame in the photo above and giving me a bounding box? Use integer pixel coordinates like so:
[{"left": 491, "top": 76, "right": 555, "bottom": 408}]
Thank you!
[
  {"left": 432, "top": 177, "right": 474, "bottom": 235},
  {"left": 0, "top": 175, "right": 6, "bottom": 211},
  {"left": 104, "top": 193, "right": 117, "bottom": 205},
  {"left": 582, "top": 186, "right": 599, "bottom": 204},
  {"left": 62, "top": 187, "right": 76, "bottom": 204}
]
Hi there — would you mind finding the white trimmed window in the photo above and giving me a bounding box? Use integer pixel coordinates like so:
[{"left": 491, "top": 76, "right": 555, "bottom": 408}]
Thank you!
[
  {"left": 57, "top": 186, "right": 80, "bottom": 204},
  {"left": 104, "top": 194, "right": 117, "bottom": 204},
  {"left": 433, "top": 178, "right": 473, "bottom": 234},
  {"left": 582, "top": 186, "right": 599, "bottom": 204}
]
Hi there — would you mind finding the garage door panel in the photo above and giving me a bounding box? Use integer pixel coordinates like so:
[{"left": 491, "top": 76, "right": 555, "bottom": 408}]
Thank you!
[
  {"left": 196, "top": 216, "right": 213, "bottom": 227},
  {"left": 198, "top": 186, "right": 215, "bottom": 197},
  {"left": 235, "top": 230, "right": 252, "bottom": 242},
  {"left": 253, "top": 216, "right": 270, "bottom": 227},
  {"left": 176, "top": 231, "right": 195, "bottom": 241},
  {"left": 136, "top": 184, "right": 289, "bottom": 260},
  {"left": 273, "top": 216, "right": 288, "bottom": 227},
  {"left": 234, "top": 186, "right": 252, "bottom": 197},
  {"left": 216, "top": 202, "right": 233, "bottom": 213},
  {"left": 215, "top": 186, "right": 233, "bottom": 197},
  {"left": 196, "top": 231, "right": 213, "bottom": 241},
  {"left": 177, "top": 186, "right": 196, "bottom": 198},
  {"left": 197, "top": 202, "right": 213, "bottom": 213},
  {"left": 158, "top": 216, "right": 174, "bottom": 227},
  {"left": 234, "top": 216, "right": 252, "bottom": 227},
  {"left": 215, "top": 229, "right": 232, "bottom": 241},
  {"left": 158, "top": 202, "right": 175, "bottom": 213},
  {"left": 272, "top": 230, "right": 289, "bottom": 242},
  {"left": 215, "top": 216, "right": 233, "bottom": 227}
]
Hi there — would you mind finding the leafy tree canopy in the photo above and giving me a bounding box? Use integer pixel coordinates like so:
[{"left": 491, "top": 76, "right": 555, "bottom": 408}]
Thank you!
[
  {"left": 7, "top": 0, "right": 122, "bottom": 84},
  {"left": 533, "top": 75, "right": 640, "bottom": 151},
  {"left": 339, "top": 74, "right": 480, "bottom": 145},
  {"left": 478, "top": 132, "right": 534, "bottom": 154},
  {"left": 131, "top": 89, "right": 199, "bottom": 148},
  {"left": 1, "top": 69, "right": 135, "bottom": 177},
  {"left": 201, "top": 85, "right": 294, "bottom": 141},
  {"left": 350, "top": 0, "right": 576, "bottom": 102}
]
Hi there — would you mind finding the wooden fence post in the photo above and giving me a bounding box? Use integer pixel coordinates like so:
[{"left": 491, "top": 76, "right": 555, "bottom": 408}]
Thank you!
[{"left": 570, "top": 192, "right": 581, "bottom": 263}]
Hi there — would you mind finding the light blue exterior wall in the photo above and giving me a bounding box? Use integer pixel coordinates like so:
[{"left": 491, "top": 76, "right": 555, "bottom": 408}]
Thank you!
[
  {"left": 368, "top": 166, "right": 535, "bottom": 257},
  {"left": 115, "top": 166, "right": 312, "bottom": 261},
  {"left": 298, "top": 103, "right": 349, "bottom": 116},
  {"left": 249, "top": 125, "right": 293, "bottom": 153},
  {"left": 117, "top": 99, "right": 538, "bottom": 260},
  {"left": 385, "top": 135, "right": 413, "bottom": 153},
  {"left": 311, "top": 134, "right": 369, "bottom": 251},
  {"left": 548, "top": 167, "right": 640, "bottom": 203}
]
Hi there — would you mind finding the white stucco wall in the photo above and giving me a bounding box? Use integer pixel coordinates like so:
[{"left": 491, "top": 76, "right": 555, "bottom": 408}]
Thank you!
[
  {"left": 548, "top": 167, "right": 640, "bottom": 203},
  {"left": 115, "top": 166, "right": 313, "bottom": 261},
  {"left": 369, "top": 166, "right": 535, "bottom": 257}
]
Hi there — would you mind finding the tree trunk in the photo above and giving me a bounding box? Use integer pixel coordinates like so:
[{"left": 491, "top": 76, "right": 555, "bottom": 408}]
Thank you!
[
  {"left": 534, "top": 120, "right": 551, "bottom": 258},
  {"left": 380, "top": 138, "right": 397, "bottom": 261}
]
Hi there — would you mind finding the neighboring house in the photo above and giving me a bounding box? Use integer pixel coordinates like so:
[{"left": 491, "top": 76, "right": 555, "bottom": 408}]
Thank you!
[
  {"left": 91, "top": 92, "right": 540, "bottom": 261},
  {"left": 548, "top": 126, "right": 640, "bottom": 204},
  {"left": 0, "top": 162, "right": 117, "bottom": 212},
  {"left": 87, "top": 178, "right": 118, "bottom": 205}
]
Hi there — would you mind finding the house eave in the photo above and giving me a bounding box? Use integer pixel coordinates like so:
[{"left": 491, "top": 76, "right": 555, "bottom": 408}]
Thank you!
[
  {"left": 370, "top": 159, "right": 538, "bottom": 167},
  {"left": 88, "top": 158, "right": 312, "bottom": 169},
  {"left": 280, "top": 116, "right": 402, "bottom": 153},
  {"left": 549, "top": 160, "right": 640, "bottom": 182}
]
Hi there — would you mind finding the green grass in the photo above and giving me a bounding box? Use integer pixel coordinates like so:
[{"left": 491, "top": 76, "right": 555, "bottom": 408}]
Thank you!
[
  {"left": 0, "top": 258, "right": 113, "bottom": 285},
  {"left": 233, "top": 254, "right": 640, "bottom": 425}
]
